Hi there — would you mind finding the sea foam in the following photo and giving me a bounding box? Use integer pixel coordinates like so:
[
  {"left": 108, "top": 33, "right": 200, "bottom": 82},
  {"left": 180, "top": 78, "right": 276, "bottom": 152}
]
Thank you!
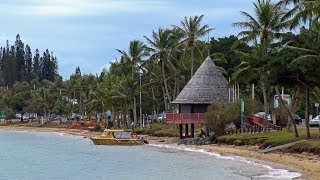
[{"left": 148, "top": 143, "right": 302, "bottom": 180}]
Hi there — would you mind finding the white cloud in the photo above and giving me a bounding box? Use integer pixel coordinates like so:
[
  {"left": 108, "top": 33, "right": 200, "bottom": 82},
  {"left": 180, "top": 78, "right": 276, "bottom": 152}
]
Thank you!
[{"left": 0, "top": 0, "right": 173, "bottom": 16}]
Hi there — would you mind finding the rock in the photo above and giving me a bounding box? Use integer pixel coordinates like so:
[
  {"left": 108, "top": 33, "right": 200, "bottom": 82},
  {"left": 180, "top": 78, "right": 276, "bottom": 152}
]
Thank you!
[{"left": 233, "top": 140, "right": 244, "bottom": 146}]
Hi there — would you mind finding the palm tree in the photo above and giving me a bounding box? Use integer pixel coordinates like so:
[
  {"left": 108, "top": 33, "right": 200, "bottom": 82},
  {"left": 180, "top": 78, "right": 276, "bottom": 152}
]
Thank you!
[
  {"left": 173, "top": 15, "right": 212, "bottom": 77},
  {"left": 88, "top": 83, "right": 110, "bottom": 125},
  {"left": 144, "top": 28, "right": 178, "bottom": 112},
  {"left": 285, "top": 25, "right": 320, "bottom": 138},
  {"left": 233, "top": 0, "right": 288, "bottom": 128},
  {"left": 116, "top": 40, "right": 149, "bottom": 126},
  {"left": 116, "top": 40, "right": 149, "bottom": 77},
  {"left": 279, "top": 0, "right": 320, "bottom": 29}
]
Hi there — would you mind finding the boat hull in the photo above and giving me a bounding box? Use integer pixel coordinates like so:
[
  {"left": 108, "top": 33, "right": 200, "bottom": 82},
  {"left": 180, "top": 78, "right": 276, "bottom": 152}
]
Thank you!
[{"left": 90, "top": 138, "right": 144, "bottom": 145}]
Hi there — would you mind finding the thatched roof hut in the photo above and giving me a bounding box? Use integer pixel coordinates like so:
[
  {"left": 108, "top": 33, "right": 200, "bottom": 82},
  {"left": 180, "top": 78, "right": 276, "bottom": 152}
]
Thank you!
[{"left": 172, "top": 56, "right": 229, "bottom": 105}]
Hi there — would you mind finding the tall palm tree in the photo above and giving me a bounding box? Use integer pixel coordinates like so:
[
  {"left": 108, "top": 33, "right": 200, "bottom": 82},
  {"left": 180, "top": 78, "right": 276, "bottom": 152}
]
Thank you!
[
  {"left": 173, "top": 15, "right": 212, "bottom": 77},
  {"left": 279, "top": 0, "right": 320, "bottom": 29},
  {"left": 233, "top": 0, "right": 288, "bottom": 55},
  {"left": 285, "top": 25, "right": 320, "bottom": 138},
  {"left": 233, "top": 0, "right": 288, "bottom": 128},
  {"left": 116, "top": 40, "right": 150, "bottom": 77},
  {"left": 144, "top": 28, "right": 178, "bottom": 112},
  {"left": 116, "top": 40, "right": 149, "bottom": 126}
]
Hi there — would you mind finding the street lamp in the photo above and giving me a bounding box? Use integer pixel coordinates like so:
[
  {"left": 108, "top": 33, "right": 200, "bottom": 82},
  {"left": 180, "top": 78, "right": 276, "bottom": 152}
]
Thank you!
[{"left": 139, "top": 68, "right": 143, "bottom": 130}]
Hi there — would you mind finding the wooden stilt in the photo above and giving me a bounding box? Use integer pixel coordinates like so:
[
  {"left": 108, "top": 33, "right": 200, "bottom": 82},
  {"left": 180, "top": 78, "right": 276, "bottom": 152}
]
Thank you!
[
  {"left": 179, "top": 124, "right": 183, "bottom": 139},
  {"left": 191, "top": 124, "right": 194, "bottom": 138},
  {"left": 185, "top": 124, "right": 189, "bottom": 137}
]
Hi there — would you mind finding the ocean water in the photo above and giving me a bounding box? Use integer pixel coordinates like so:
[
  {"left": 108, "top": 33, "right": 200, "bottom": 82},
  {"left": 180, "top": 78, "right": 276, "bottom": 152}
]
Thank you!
[{"left": 0, "top": 131, "right": 301, "bottom": 180}]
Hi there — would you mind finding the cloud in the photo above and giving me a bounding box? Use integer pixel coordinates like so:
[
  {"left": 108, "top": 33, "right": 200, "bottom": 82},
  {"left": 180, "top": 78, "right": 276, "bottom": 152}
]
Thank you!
[{"left": 0, "top": 0, "right": 173, "bottom": 17}]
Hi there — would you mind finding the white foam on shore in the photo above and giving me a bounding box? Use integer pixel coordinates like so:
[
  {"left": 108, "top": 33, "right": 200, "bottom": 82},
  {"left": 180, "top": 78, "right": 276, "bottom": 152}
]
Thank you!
[
  {"left": 53, "top": 132, "right": 65, "bottom": 136},
  {"left": 148, "top": 143, "right": 302, "bottom": 179}
]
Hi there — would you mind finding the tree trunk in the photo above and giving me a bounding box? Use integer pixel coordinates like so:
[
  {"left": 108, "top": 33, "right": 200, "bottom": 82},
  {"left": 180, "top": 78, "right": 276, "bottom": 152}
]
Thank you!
[
  {"left": 173, "top": 75, "right": 177, "bottom": 101},
  {"left": 305, "top": 86, "right": 310, "bottom": 138},
  {"left": 161, "top": 59, "right": 171, "bottom": 105},
  {"left": 152, "top": 87, "right": 156, "bottom": 123},
  {"left": 162, "top": 86, "right": 168, "bottom": 112},
  {"left": 191, "top": 46, "right": 194, "bottom": 77},
  {"left": 262, "top": 84, "right": 268, "bottom": 132},
  {"left": 48, "top": 110, "right": 51, "bottom": 124},
  {"left": 275, "top": 86, "right": 299, "bottom": 137},
  {"left": 133, "top": 97, "right": 137, "bottom": 126},
  {"left": 111, "top": 106, "right": 115, "bottom": 122}
]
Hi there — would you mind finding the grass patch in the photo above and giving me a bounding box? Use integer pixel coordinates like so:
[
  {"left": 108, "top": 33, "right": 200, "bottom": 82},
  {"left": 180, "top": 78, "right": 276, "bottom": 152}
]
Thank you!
[
  {"left": 217, "top": 128, "right": 320, "bottom": 155},
  {"left": 133, "top": 123, "right": 180, "bottom": 137}
]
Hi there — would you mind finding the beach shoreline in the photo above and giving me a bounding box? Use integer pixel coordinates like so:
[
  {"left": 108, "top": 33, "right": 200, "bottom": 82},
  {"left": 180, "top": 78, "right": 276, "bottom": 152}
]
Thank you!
[{"left": 1, "top": 125, "right": 318, "bottom": 179}]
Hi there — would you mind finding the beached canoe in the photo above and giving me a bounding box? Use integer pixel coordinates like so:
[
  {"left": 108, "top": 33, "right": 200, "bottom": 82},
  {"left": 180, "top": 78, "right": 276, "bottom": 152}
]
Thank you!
[{"left": 90, "top": 129, "right": 146, "bottom": 145}]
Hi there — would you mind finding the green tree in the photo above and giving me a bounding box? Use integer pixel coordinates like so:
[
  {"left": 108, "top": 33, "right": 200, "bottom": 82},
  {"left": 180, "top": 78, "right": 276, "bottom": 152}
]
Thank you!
[
  {"left": 116, "top": 40, "right": 149, "bottom": 126},
  {"left": 144, "top": 28, "right": 178, "bottom": 111},
  {"left": 24, "top": 45, "right": 33, "bottom": 82},
  {"left": 173, "top": 15, "right": 212, "bottom": 77},
  {"left": 15, "top": 34, "right": 26, "bottom": 82},
  {"left": 233, "top": 0, "right": 288, "bottom": 130},
  {"left": 33, "top": 49, "right": 41, "bottom": 80}
]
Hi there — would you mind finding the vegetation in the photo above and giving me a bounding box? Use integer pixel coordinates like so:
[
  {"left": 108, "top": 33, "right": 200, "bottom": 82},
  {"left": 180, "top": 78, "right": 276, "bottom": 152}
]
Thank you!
[
  {"left": 133, "top": 123, "right": 179, "bottom": 137},
  {"left": 0, "top": 0, "right": 320, "bottom": 146},
  {"left": 217, "top": 129, "right": 320, "bottom": 155}
]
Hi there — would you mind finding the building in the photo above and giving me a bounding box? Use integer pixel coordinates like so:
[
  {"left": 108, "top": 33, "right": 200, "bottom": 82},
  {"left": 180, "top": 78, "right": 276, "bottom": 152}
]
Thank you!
[{"left": 166, "top": 56, "right": 230, "bottom": 139}]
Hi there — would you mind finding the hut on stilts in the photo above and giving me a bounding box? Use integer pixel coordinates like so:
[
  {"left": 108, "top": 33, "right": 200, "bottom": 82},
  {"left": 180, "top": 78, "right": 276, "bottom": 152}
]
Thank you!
[{"left": 166, "top": 56, "right": 230, "bottom": 139}]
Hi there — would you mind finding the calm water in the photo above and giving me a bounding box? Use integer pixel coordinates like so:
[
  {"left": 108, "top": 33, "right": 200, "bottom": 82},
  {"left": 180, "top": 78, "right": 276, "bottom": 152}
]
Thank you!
[{"left": 0, "top": 131, "right": 301, "bottom": 180}]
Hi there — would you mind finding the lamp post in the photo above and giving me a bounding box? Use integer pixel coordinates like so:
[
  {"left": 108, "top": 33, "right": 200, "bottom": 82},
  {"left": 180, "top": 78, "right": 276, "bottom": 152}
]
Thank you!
[{"left": 139, "top": 70, "right": 142, "bottom": 130}]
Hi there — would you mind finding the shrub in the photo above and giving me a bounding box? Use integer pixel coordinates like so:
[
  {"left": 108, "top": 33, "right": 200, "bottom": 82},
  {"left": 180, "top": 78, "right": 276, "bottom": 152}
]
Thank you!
[
  {"left": 205, "top": 102, "right": 240, "bottom": 136},
  {"left": 92, "top": 124, "right": 102, "bottom": 131}
]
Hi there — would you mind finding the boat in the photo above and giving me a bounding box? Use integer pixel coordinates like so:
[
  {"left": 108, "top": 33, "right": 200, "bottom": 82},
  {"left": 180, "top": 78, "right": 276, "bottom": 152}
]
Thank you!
[{"left": 90, "top": 129, "right": 147, "bottom": 145}]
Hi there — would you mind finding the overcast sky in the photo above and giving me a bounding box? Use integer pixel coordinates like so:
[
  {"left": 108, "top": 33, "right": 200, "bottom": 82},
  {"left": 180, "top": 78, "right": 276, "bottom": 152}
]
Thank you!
[{"left": 0, "top": 0, "right": 255, "bottom": 79}]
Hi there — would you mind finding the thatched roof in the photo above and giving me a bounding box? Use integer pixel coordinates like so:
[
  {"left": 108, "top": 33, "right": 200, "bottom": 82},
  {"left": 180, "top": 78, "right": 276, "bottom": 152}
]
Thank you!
[{"left": 172, "top": 56, "right": 229, "bottom": 104}]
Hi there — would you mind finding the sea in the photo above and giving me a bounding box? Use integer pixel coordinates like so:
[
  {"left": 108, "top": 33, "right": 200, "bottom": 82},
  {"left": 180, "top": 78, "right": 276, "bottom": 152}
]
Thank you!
[{"left": 0, "top": 131, "right": 301, "bottom": 180}]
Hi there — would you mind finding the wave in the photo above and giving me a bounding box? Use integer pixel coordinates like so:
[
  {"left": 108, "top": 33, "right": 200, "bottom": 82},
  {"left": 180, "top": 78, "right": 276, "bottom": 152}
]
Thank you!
[{"left": 148, "top": 143, "right": 301, "bottom": 179}]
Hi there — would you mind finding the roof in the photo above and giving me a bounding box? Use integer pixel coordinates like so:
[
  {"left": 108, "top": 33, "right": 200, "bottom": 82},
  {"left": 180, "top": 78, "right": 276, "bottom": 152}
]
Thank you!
[{"left": 172, "top": 56, "right": 229, "bottom": 104}]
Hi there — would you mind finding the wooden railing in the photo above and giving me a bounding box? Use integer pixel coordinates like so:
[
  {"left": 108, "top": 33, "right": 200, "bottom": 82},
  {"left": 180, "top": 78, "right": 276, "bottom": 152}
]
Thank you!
[
  {"left": 225, "top": 116, "right": 282, "bottom": 134},
  {"left": 165, "top": 113, "right": 206, "bottom": 124}
]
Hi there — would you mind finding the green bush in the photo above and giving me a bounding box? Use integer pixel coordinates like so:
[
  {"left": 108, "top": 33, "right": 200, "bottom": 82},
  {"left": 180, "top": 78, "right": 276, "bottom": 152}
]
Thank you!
[
  {"left": 205, "top": 102, "right": 240, "bottom": 136},
  {"left": 92, "top": 124, "right": 102, "bottom": 131}
]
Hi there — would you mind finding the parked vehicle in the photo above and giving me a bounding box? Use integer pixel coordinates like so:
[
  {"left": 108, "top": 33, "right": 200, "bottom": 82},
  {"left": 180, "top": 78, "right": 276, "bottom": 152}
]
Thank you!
[
  {"left": 16, "top": 114, "right": 22, "bottom": 119},
  {"left": 254, "top": 112, "right": 272, "bottom": 123},
  {"left": 67, "top": 113, "right": 81, "bottom": 121},
  {"left": 310, "top": 115, "right": 320, "bottom": 127},
  {"left": 23, "top": 114, "right": 30, "bottom": 120},
  {"left": 293, "top": 115, "right": 302, "bottom": 125},
  {"left": 157, "top": 113, "right": 166, "bottom": 122},
  {"left": 50, "top": 115, "right": 62, "bottom": 121}
]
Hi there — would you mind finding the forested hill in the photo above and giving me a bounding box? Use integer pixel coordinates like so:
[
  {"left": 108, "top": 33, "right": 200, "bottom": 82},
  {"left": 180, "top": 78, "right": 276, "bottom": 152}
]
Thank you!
[{"left": 0, "top": 34, "right": 58, "bottom": 87}]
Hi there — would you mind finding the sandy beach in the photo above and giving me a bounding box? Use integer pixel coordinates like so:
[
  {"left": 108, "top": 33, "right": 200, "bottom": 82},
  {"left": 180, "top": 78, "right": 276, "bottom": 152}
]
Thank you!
[{"left": 1, "top": 125, "right": 319, "bottom": 179}]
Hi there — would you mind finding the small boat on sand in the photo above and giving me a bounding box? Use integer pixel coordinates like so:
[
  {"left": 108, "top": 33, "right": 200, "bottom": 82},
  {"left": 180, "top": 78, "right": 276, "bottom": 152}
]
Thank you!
[{"left": 90, "top": 129, "right": 147, "bottom": 145}]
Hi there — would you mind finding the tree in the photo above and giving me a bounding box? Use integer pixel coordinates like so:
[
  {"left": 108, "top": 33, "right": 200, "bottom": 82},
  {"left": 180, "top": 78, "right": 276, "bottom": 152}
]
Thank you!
[
  {"left": 173, "top": 15, "right": 212, "bottom": 77},
  {"left": 33, "top": 49, "right": 41, "bottom": 80},
  {"left": 15, "top": 34, "right": 26, "bottom": 82},
  {"left": 116, "top": 40, "right": 149, "bottom": 126},
  {"left": 233, "top": 0, "right": 288, "bottom": 129},
  {"left": 285, "top": 28, "right": 320, "bottom": 138},
  {"left": 144, "top": 28, "right": 178, "bottom": 112},
  {"left": 24, "top": 45, "right": 33, "bottom": 82}
]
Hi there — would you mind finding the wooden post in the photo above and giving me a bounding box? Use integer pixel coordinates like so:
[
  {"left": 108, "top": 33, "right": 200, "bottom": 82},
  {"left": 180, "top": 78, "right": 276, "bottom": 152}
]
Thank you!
[
  {"left": 185, "top": 124, "right": 189, "bottom": 137},
  {"left": 228, "top": 77, "right": 231, "bottom": 102},
  {"left": 179, "top": 124, "right": 183, "bottom": 139},
  {"left": 191, "top": 124, "right": 194, "bottom": 138}
]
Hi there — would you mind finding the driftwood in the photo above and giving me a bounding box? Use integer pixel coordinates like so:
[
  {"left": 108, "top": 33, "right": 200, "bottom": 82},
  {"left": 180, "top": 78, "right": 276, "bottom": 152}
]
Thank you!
[{"left": 258, "top": 140, "right": 308, "bottom": 153}]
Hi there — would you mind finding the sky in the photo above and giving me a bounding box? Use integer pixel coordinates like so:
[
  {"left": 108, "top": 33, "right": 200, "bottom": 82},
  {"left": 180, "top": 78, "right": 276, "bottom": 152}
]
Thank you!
[{"left": 0, "top": 0, "right": 255, "bottom": 79}]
